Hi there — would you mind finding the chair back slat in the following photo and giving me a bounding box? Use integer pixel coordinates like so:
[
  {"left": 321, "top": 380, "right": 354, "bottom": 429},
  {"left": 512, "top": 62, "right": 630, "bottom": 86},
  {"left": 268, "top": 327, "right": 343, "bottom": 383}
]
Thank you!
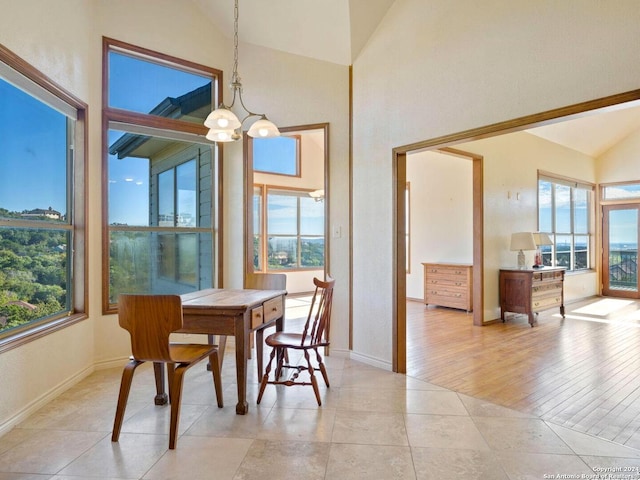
[
  {"left": 245, "top": 272, "right": 287, "bottom": 291},
  {"left": 118, "top": 294, "right": 183, "bottom": 362},
  {"left": 301, "top": 276, "right": 335, "bottom": 346}
]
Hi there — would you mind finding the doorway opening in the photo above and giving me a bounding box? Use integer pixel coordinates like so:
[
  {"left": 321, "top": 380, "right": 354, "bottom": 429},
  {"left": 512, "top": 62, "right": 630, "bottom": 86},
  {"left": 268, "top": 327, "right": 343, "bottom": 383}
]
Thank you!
[
  {"left": 393, "top": 89, "right": 640, "bottom": 374},
  {"left": 244, "top": 123, "right": 329, "bottom": 294}
]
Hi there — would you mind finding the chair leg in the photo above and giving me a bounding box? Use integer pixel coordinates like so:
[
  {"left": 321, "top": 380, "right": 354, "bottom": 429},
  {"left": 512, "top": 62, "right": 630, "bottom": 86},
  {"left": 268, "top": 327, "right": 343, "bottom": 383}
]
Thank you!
[
  {"left": 304, "top": 349, "right": 321, "bottom": 406},
  {"left": 166, "top": 363, "right": 176, "bottom": 404},
  {"left": 315, "top": 348, "right": 330, "bottom": 387},
  {"left": 112, "top": 359, "right": 143, "bottom": 442},
  {"left": 168, "top": 364, "right": 188, "bottom": 450},
  {"left": 256, "top": 328, "right": 264, "bottom": 381},
  {"left": 208, "top": 352, "right": 224, "bottom": 408},
  {"left": 257, "top": 347, "right": 277, "bottom": 404}
]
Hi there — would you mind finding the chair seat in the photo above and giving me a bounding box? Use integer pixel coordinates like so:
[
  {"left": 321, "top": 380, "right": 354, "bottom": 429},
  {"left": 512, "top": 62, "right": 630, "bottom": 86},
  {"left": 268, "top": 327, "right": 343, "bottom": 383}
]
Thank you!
[
  {"left": 264, "top": 331, "right": 328, "bottom": 349},
  {"left": 169, "top": 343, "right": 218, "bottom": 364}
]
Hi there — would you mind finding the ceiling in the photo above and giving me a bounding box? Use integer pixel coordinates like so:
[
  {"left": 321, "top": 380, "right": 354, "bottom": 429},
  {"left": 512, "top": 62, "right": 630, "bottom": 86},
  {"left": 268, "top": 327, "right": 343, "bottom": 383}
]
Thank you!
[
  {"left": 192, "top": 0, "right": 640, "bottom": 157},
  {"left": 526, "top": 102, "right": 640, "bottom": 158},
  {"left": 191, "top": 0, "right": 396, "bottom": 66}
]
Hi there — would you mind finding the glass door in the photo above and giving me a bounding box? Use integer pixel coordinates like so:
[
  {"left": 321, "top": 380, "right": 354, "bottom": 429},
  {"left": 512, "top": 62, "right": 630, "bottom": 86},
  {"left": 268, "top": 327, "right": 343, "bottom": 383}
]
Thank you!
[{"left": 602, "top": 204, "right": 640, "bottom": 297}]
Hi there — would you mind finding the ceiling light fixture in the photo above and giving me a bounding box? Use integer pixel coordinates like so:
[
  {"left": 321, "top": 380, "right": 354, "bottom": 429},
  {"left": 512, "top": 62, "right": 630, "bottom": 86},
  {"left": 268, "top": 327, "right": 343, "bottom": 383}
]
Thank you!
[{"left": 204, "top": 0, "right": 280, "bottom": 142}]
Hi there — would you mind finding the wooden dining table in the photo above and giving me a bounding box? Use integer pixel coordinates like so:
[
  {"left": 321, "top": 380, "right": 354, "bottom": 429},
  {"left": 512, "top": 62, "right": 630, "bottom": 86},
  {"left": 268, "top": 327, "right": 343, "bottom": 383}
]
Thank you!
[{"left": 152, "top": 288, "right": 286, "bottom": 414}]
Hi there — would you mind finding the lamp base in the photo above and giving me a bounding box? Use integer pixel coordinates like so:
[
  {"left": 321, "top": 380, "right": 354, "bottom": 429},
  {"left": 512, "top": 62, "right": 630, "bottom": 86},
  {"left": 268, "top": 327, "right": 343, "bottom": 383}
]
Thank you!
[{"left": 517, "top": 250, "right": 525, "bottom": 269}]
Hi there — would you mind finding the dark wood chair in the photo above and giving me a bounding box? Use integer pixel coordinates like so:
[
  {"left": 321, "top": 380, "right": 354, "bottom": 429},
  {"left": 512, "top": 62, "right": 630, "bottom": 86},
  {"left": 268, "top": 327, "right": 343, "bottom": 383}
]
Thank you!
[
  {"left": 111, "top": 294, "right": 223, "bottom": 450},
  {"left": 257, "top": 276, "right": 335, "bottom": 406}
]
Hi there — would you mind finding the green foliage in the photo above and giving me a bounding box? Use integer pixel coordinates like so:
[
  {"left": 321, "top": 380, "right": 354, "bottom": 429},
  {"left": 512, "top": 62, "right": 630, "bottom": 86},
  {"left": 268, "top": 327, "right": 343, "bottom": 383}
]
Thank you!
[{"left": 0, "top": 227, "right": 67, "bottom": 333}]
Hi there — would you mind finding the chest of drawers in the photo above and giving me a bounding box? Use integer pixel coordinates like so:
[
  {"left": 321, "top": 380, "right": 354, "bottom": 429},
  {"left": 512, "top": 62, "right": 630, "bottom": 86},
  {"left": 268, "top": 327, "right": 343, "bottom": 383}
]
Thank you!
[
  {"left": 423, "top": 263, "right": 473, "bottom": 312},
  {"left": 499, "top": 267, "right": 565, "bottom": 327}
]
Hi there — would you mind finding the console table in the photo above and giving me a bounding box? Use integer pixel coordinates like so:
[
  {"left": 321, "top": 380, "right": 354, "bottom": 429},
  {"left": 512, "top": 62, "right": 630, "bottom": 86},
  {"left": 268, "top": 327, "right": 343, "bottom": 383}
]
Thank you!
[{"left": 499, "top": 267, "right": 565, "bottom": 327}]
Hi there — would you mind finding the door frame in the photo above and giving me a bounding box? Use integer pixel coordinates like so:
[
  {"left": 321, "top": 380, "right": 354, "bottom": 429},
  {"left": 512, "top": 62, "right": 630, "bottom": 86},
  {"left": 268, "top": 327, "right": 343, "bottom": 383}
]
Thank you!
[
  {"left": 392, "top": 88, "right": 640, "bottom": 374},
  {"left": 602, "top": 203, "right": 640, "bottom": 298},
  {"left": 243, "top": 123, "right": 330, "bottom": 282}
]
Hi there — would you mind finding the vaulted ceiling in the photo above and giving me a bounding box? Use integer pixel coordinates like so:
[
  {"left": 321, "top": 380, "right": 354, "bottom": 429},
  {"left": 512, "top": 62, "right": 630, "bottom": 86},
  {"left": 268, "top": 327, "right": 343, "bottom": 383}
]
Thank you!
[
  {"left": 191, "top": 0, "right": 396, "bottom": 66},
  {"left": 192, "top": 0, "right": 640, "bottom": 158}
]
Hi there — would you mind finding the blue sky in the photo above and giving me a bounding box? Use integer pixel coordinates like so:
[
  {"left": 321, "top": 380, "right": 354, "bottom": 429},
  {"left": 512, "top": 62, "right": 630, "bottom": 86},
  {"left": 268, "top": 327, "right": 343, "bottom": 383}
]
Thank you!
[{"left": 0, "top": 79, "right": 67, "bottom": 215}]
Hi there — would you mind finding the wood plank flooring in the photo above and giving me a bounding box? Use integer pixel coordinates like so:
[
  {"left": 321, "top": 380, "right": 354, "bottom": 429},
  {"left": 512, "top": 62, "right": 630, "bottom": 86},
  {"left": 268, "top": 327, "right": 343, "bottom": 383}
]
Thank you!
[{"left": 406, "top": 296, "right": 640, "bottom": 449}]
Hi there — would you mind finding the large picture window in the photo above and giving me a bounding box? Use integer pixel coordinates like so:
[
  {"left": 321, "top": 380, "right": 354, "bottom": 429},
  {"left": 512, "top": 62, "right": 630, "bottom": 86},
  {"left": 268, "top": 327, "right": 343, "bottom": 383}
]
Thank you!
[
  {"left": 538, "top": 172, "right": 594, "bottom": 271},
  {"left": 253, "top": 186, "right": 324, "bottom": 271},
  {"left": 0, "top": 43, "right": 87, "bottom": 345},
  {"left": 103, "top": 38, "right": 221, "bottom": 312}
]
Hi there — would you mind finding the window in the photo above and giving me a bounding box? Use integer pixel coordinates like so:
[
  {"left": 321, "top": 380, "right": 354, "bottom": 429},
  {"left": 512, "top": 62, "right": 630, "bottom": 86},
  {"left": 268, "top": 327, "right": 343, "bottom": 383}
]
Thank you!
[
  {"left": 0, "top": 43, "right": 87, "bottom": 345},
  {"left": 253, "top": 186, "right": 324, "bottom": 271},
  {"left": 253, "top": 135, "right": 300, "bottom": 176},
  {"left": 538, "top": 172, "right": 594, "bottom": 271},
  {"left": 602, "top": 182, "right": 640, "bottom": 200},
  {"left": 103, "top": 38, "right": 221, "bottom": 312}
]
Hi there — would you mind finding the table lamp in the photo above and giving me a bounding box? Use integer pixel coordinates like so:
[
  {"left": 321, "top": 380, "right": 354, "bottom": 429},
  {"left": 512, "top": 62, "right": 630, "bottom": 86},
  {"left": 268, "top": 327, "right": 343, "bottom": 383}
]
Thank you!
[
  {"left": 532, "top": 232, "right": 553, "bottom": 268},
  {"left": 510, "top": 232, "right": 537, "bottom": 269}
]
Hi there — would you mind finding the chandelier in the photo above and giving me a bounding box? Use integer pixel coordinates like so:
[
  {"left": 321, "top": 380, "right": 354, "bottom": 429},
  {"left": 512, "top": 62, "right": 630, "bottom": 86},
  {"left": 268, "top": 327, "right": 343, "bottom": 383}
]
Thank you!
[{"left": 204, "top": 0, "right": 280, "bottom": 142}]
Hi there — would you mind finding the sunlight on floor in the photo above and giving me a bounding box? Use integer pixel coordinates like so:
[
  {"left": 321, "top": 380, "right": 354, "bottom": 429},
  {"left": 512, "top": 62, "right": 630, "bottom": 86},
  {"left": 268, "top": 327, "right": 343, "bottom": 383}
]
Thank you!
[{"left": 572, "top": 298, "right": 634, "bottom": 316}]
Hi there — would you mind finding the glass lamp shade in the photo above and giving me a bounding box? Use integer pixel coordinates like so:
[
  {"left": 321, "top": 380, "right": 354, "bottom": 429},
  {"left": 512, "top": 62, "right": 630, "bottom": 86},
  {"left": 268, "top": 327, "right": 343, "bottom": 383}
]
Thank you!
[
  {"left": 204, "top": 107, "right": 241, "bottom": 130},
  {"left": 247, "top": 117, "right": 280, "bottom": 138},
  {"left": 205, "top": 127, "right": 240, "bottom": 143}
]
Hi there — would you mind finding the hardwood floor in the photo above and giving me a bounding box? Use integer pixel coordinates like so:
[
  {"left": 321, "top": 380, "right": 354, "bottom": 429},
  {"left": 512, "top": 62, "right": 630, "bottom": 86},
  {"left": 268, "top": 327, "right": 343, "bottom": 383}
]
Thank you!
[{"left": 406, "top": 296, "right": 640, "bottom": 449}]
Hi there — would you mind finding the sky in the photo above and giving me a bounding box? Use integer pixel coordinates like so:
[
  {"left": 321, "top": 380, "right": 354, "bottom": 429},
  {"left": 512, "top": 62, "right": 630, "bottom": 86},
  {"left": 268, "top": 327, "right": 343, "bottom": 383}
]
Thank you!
[{"left": 0, "top": 79, "right": 67, "bottom": 215}]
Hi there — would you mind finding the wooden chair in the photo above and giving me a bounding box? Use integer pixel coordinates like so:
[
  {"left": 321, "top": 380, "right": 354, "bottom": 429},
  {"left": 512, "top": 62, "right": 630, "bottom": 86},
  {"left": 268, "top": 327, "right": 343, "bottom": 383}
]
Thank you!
[
  {"left": 245, "top": 272, "right": 287, "bottom": 379},
  {"left": 257, "top": 276, "right": 335, "bottom": 406},
  {"left": 111, "top": 294, "right": 223, "bottom": 450}
]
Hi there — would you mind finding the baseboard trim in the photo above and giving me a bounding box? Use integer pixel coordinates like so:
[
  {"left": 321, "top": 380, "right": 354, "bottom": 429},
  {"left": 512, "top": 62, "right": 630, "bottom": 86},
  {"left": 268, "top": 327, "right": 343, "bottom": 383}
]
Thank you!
[
  {"left": 0, "top": 364, "right": 95, "bottom": 438},
  {"left": 349, "top": 351, "right": 392, "bottom": 371}
]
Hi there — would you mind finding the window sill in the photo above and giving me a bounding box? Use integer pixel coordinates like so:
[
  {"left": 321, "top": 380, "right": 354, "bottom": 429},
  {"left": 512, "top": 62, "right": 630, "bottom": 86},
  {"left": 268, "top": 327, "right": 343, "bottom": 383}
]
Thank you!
[{"left": 0, "top": 312, "right": 88, "bottom": 355}]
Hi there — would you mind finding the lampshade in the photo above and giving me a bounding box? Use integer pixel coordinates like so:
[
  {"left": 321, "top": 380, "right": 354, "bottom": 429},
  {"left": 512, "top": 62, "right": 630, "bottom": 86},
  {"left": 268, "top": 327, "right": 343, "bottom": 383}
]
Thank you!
[
  {"left": 510, "top": 232, "right": 537, "bottom": 251},
  {"left": 247, "top": 117, "right": 280, "bottom": 138},
  {"left": 204, "top": 107, "right": 241, "bottom": 130},
  {"left": 533, "top": 232, "right": 553, "bottom": 246}
]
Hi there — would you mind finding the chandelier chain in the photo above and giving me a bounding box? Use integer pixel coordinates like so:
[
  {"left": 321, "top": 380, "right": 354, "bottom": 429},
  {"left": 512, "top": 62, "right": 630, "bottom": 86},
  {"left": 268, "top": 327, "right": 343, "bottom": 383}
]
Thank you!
[{"left": 232, "top": 0, "right": 240, "bottom": 85}]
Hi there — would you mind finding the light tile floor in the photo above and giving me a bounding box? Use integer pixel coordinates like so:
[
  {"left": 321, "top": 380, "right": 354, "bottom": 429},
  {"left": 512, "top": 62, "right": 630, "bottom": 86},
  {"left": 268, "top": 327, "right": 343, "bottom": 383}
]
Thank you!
[{"left": 1, "top": 303, "right": 640, "bottom": 478}]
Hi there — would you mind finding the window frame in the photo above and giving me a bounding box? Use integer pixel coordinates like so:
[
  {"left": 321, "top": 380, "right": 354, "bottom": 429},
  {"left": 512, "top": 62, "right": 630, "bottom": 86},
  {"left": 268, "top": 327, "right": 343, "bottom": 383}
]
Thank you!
[
  {"left": 537, "top": 170, "right": 595, "bottom": 272},
  {"left": 252, "top": 135, "right": 302, "bottom": 177},
  {"left": 253, "top": 184, "right": 325, "bottom": 272},
  {"left": 102, "top": 37, "right": 223, "bottom": 314},
  {"left": 0, "top": 42, "right": 87, "bottom": 353}
]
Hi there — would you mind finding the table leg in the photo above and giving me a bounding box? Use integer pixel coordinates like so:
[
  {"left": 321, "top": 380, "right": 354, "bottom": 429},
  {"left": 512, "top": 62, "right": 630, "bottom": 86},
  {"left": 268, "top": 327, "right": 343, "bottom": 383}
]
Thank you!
[
  {"left": 153, "top": 362, "right": 168, "bottom": 405},
  {"left": 235, "top": 312, "right": 249, "bottom": 414}
]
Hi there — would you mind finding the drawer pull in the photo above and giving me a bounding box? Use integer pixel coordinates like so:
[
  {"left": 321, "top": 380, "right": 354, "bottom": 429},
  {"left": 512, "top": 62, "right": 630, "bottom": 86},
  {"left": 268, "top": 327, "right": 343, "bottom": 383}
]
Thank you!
[
  {"left": 431, "top": 280, "right": 438, "bottom": 284},
  {"left": 455, "top": 282, "right": 461, "bottom": 286}
]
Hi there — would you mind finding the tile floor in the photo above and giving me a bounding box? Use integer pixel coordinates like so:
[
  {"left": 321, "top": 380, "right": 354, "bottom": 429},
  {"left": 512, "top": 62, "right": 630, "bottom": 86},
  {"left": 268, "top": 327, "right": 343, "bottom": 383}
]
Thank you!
[{"left": 1, "top": 300, "right": 640, "bottom": 479}]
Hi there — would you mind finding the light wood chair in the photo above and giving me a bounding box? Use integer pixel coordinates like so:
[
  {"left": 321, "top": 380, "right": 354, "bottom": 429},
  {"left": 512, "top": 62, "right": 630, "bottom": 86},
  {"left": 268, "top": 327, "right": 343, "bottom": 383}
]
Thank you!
[
  {"left": 245, "top": 272, "right": 287, "bottom": 380},
  {"left": 257, "top": 276, "right": 335, "bottom": 406},
  {"left": 111, "top": 294, "right": 223, "bottom": 450}
]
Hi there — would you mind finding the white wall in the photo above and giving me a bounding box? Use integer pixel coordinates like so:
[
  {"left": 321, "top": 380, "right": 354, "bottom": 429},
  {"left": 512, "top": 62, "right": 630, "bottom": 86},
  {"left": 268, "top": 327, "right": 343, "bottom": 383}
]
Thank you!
[
  {"left": 0, "top": 0, "right": 350, "bottom": 433},
  {"left": 351, "top": 0, "right": 639, "bottom": 368},
  {"left": 406, "top": 151, "right": 473, "bottom": 300}
]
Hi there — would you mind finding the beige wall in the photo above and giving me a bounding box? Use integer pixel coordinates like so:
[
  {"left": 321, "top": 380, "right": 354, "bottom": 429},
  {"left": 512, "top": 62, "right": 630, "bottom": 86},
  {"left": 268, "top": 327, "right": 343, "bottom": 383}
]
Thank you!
[
  {"left": 456, "top": 132, "right": 599, "bottom": 320},
  {"left": 597, "top": 128, "right": 640, "bottom": 183},
  {"left": 406, "top": 151, "right": 473, "bottom": 300},
  {"left": 351, "top": 0, "right": 640, "bottom": 367},
  {"left": 0, "top": 0, "right": 350, "bottom": 434}
]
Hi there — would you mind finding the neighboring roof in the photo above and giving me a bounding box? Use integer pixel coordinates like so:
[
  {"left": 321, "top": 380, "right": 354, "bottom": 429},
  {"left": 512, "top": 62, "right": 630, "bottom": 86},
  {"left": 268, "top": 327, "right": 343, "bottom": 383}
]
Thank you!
[{"left": 108, "top": 83, "right": 211, "bottom": 159}]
